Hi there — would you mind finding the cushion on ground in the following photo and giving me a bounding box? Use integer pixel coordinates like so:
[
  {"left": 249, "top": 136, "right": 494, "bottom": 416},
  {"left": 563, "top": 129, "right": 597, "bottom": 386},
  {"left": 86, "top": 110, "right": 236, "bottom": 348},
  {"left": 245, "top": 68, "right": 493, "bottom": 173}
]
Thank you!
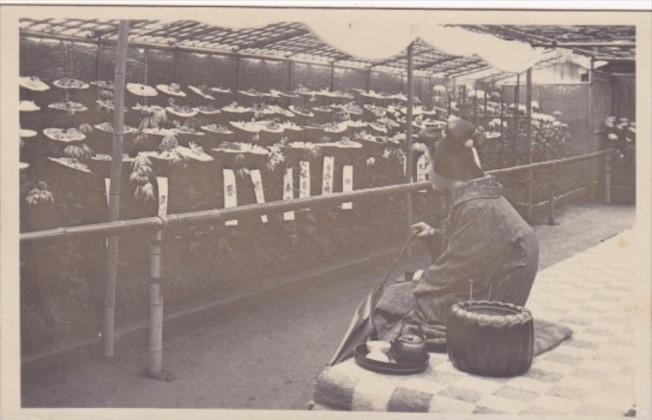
[{"left": 313, "top": 318, "right": 572, "bottom": 411}]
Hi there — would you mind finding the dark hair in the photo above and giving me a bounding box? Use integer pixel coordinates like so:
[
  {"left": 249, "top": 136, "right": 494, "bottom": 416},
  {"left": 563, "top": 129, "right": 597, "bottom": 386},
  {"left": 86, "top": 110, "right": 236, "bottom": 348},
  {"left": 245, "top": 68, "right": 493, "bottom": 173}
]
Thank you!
[
  {"left": 430, "top": 138, "right": 484, "bottom": 181},
  {"left": 429, "top": 119, "right": 486, "bottom": 181}
]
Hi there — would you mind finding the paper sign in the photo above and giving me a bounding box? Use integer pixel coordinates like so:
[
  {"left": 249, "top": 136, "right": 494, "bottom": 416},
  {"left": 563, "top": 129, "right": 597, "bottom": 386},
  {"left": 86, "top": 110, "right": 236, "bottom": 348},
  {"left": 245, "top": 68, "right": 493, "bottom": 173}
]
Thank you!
[
  {"left": 299, "top": 161, "right": 310, "bottom": 199},
  {"left": 341, "top": 165, "right": 354, "bottom": 210},
  {"left": 249, "top": 169, "right": 268, "bottom": 223},
  {"left": 223, "top": 169, "right": 238, "bottom": 226},
  {"left": 156, "top": 176, "right": 168, "bottom": 217},
  {"left": 322, "top": 156, "right": 334, "bottom": 195},
  {"left": 104, "top": 178, "right": 111, "bottom": 207},
  {"left": 417, "top": 153, "right": 431, "bottom": 182},
  {"left": 283, "top": 167, "right": 295, "bottom": 221}
]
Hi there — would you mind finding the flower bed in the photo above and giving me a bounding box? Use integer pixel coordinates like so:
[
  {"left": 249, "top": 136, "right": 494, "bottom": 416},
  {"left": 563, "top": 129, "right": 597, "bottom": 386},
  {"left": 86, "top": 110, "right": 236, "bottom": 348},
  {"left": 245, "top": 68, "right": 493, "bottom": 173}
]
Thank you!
[{"left": 19, "top": 76, "right": 578, "bottom": 353}]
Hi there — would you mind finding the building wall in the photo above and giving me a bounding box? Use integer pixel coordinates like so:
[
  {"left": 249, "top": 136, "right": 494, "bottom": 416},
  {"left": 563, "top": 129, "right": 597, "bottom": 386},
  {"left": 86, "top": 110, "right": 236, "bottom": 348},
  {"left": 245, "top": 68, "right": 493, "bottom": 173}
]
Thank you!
[{"left": 611, "top": 73, "right": 635, "bottom": 120}]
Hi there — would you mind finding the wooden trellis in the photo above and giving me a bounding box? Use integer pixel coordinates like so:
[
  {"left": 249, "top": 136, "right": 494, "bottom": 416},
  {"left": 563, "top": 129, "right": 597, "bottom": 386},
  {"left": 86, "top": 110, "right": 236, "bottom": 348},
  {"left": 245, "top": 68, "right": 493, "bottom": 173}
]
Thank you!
[{"left": 18, "top": 18, "right": 502, "bottom": 78}]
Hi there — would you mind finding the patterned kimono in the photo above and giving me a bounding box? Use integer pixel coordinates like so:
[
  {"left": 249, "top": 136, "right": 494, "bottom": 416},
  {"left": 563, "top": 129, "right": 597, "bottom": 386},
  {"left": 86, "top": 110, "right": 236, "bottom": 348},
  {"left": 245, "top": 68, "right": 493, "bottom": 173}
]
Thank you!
[{"left": 373, "top": 175, "right": 540, "bottom": 342}]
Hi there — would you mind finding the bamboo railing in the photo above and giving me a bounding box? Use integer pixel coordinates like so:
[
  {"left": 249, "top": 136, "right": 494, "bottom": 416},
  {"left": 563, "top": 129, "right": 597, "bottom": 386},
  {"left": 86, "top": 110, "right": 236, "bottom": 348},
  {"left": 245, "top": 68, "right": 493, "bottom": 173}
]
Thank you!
[{"left": 19, "top": 148, "right": 614, "bottom": 378}]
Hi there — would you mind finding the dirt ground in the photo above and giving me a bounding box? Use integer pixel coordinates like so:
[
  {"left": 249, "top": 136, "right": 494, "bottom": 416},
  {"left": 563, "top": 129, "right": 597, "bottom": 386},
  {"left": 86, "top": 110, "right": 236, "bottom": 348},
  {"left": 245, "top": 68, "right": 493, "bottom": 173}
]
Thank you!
[{"left": 21, "top": 203, "right": 635, "bottom": 409}]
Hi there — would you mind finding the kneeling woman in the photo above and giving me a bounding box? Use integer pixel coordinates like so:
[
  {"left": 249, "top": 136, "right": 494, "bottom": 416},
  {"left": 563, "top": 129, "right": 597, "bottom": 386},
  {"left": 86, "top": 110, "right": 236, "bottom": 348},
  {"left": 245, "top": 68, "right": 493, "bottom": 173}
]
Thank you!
[{"left": 372, "top": 119, "right": 540, "bottom": 348}]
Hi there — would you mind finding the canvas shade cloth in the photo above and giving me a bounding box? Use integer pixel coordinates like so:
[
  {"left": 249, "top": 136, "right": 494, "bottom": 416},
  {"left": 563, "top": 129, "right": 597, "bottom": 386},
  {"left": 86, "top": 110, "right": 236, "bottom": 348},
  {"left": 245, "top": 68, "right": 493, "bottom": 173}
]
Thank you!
[{"left": 156, "top": 10, "right": 546, "bottom": 73}]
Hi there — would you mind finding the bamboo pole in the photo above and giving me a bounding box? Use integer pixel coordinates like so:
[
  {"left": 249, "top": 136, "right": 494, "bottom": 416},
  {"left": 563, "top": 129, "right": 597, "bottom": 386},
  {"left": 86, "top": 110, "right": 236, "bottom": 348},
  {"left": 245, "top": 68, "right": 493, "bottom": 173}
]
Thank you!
[
  {"left": 483, "top": 88, "right": 488, "bottom": 126},
  {"left": 287, "top": 60, "right": 294, "bottom": 92},
  {"left": 405, "top": 41, "right": 415, "bottom": 256},
  {"left": 473, "top": 80, "right": 478, "bottom": 124},
  {"left": 499, "top": 85, "right": 504, "bottom": 139},
  {"left": 512, "top": 73, "right": 520, "bottom": 167},
  {"left": 235, "top": 54, "right": 241, "bottom": 92},
  {"left": 329, "top": 62, "right": 335, "bottom": 92},
  {"left": 19, "top": 150, "right": 611, "bottom": 244},
  {"left": 587, "top": 58, "right": 596, "bottom": 200},
  {"left": 365, "top": 69, "right": 371, "bottom": 91},
  {"left": 605, "top": 151, "right": 612, "bottom": 204},
  {"left": 95, "top": 35, "right": 102, "bottom": 81},
  {"left": 172, "top": 47, "right": 179, "bottom": 82},
  {"left": 104, "top": 20, "right": 129, "bottom": 360},
  {"left": 461, "top": 84, "right": 466, "bottom": 119},
  {"left": 525, "top": 68, "right": 533, "bottom": 222},
  {"left": 149, "top": 228, "right": 164, "bottom": 377},
  {"left": 548, "top": 164, "right": 556, "bottom": 225}
]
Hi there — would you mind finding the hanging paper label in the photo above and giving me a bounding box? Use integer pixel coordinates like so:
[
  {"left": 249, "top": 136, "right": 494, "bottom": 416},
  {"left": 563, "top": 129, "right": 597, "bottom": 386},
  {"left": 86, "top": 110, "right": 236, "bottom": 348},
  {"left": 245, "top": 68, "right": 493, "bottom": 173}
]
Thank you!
[
  {"left": 104, "top": 178, "right": 111, "bottom": 207},
  {"left": 283, "top": 167, "right": 295, "bottom": 221},
  {"left": 157, "top": 176, "right": 168, "bottom": 217},
  {"left": 223, "top": 169, "right": 238, "bottom": 226},
  {"left": 322, "top": 156, "right": 334, "bottom": 195},
  {"left": 341, "top": 165, "right": 354, "bottom": 210},
  {"left": 299, "top": 161, "right": 310, "bottom": 199},
  {"left": 416, "top": 153, "right": 431, "bottom": 182},
  {"left": 249, "top": 169, "right": 267, "bottom": 223}
]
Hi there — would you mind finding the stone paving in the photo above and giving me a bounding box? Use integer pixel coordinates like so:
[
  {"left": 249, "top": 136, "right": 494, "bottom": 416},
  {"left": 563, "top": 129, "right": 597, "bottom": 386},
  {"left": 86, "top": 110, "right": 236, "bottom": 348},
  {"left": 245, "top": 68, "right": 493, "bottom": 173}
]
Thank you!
[{"left": 312, "top": 230, "right": 640, "bottom": 415}]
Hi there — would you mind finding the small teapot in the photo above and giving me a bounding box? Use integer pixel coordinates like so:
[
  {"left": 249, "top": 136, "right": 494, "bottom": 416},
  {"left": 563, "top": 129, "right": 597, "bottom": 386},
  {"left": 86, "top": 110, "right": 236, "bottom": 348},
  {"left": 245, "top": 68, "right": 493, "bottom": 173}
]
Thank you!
[{"left": 391, "top": 323, "right": 427, "bottom": 365}]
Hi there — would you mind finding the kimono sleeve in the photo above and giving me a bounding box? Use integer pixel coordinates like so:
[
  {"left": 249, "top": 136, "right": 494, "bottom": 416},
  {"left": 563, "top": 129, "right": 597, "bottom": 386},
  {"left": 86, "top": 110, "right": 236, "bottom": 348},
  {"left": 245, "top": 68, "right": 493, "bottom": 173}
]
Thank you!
[
  {"left": 415, "top": 202, "right": 509, "bottom": 296},
  {"left": 422, "top": 229, "right": 445, "bottom": 262}
]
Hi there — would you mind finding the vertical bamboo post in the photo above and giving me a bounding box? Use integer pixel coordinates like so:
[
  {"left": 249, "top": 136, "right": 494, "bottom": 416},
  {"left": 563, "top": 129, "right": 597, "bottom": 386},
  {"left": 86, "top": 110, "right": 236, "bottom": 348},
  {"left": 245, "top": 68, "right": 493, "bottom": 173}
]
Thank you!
[
  {"left": 499, "top": 85, "right": 504, "bottom": 138},
  {"left": 405, "top": 42, "right": 415, "bottom": 256},
  {"left": 512, "top": 73, "right": 520, "bottom": 167},
  {"left": 472, "top": 80, "right": 478, "bottom": 124},
  {"left": 287, "top": 60, "right": 294, "bottom": 92},
  {"left": 149, "top": 228, "right": 164, "bottom": 377},
  {"left": 95, "top": 35, "right": 102, "bottom": 81},
  {"left": 548, "top": 164, "right": 556, "bottom": 225},
  {"left": 104, "top": 20, "right": 129, "bottom": 359},
  {"left": 461, "top": 84, "right": 466, "bottom": 119},
  {"left": 329, "top": 62, "right": 335, "bottom": 92},
  {"left": 525, "top": 68, "right": 533, "bottom": 222},
  {"left": 587, "top": 58, "right": 596, "bottom": 201},
  {"left": 605, "top": 151, "right": 612, "bottom": 204},
  {"left": 483, "top": 88, "right": 488, "bottom": 126},
  {"left": 235, "top": 54, "right": 241, "bottom": 93},
  {"left": 172, "top": 47, "right": 179, "bottom": 82},
  {"left": 365, "top": 68, "right": 371, "bottom": 91}
]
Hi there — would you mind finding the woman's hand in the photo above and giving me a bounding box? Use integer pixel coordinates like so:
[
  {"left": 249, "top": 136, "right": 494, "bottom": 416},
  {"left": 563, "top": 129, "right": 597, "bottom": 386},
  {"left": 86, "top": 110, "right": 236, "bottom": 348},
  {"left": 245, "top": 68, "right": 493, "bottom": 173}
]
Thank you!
[{"left": 411, "top": 222, "right": 436, "bottom": 238}]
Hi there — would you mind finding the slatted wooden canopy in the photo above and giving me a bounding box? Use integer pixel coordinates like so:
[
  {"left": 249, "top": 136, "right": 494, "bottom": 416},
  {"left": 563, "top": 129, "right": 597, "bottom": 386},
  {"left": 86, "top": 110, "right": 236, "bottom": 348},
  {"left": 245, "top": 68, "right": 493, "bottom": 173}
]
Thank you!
[{"left": 19, "top": 18, "right": 635, "bottom": 81}]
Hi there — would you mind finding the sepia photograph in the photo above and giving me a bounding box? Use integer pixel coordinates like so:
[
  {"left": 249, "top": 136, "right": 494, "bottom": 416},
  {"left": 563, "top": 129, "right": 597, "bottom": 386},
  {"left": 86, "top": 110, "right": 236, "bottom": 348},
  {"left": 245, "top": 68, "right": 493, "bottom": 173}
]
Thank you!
[{"left": 1, "top": 3, "right": 651, "bottom": 419}]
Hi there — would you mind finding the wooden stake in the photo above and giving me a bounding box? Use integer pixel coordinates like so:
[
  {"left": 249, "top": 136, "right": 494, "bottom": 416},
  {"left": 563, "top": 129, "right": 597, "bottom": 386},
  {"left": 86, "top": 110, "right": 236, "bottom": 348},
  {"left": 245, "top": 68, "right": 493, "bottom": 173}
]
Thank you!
[
  {"left": 605, "top": 151, "right": 612, "bottom": 205},
  {"left": 287, "top": 60, "right": 294, "bottom": 92},
  {"left": 512, "top": 73, "right": 520, "bottom": 167},
  {"left": 483, "top": 89, "right": 488, "bottom": 126},
  {"left": 95, "top": 35, "right": 102, "bottom": 81},
  {"left": 406, "top": 41, "right": 415, "bottom": 256},
  {"left": 235, "top": 54, "right": 241, "bottom": 92},
  {"left": 365, "top": 69, "right": 371, "bottom": 91},
  {"left": 104, "top": 20, "right": 129, "bottom": 360},
  {"left": 525, "top": 68, "right": 533, "bottom": 222},
  {"left": 329, "top": 62, "right": 335, "bottom": 92},
  {"left": 473, "top": 80, "right": 478, "bottom": 124},
  {"left": 548, "top": 164, "right": 556, "bottom": 225},
  {"left": 149, "top": 228, "right": 164, "bottom": 377}
]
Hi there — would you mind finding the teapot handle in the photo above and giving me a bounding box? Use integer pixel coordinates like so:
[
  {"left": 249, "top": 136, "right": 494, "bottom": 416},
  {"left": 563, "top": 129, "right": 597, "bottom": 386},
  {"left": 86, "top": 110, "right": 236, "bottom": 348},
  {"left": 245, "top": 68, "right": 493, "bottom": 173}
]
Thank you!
[{"left": 399, "top": 321, "right": 425, "bottom": 338}]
